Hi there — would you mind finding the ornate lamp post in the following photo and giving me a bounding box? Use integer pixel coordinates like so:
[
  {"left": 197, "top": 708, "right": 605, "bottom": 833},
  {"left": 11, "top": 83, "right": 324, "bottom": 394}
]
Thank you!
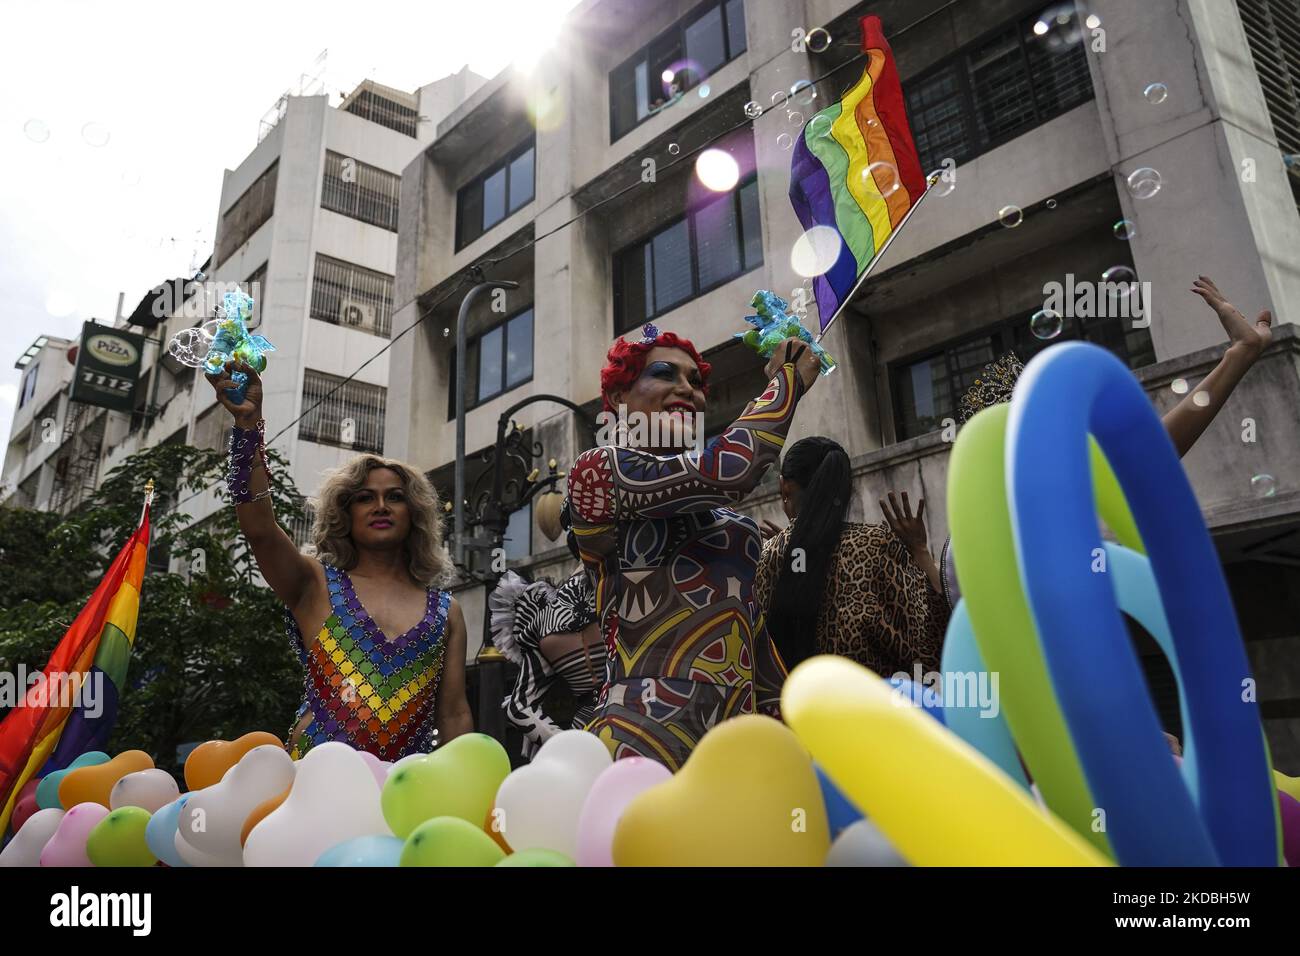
[{"left": 450, "top": 275, "right": 596, "bottom": 743}]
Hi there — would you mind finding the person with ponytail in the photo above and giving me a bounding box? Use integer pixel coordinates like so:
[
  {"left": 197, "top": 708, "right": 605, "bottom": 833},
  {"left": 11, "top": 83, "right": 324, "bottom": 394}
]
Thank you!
[{"left": 755, "top": 436, "right": 948, "bottom": 677}]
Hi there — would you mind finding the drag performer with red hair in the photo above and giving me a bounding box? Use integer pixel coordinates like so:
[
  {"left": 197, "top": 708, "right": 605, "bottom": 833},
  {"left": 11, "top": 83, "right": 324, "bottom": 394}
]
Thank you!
[{"left": 566, "top": 323, "right": 821, "bottom": 769}]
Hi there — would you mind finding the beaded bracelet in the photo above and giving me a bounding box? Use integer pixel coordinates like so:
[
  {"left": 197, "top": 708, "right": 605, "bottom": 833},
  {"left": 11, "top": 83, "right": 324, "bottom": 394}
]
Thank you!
[{"left": 228, "top": 420, "right": 270, "bottom": 504}]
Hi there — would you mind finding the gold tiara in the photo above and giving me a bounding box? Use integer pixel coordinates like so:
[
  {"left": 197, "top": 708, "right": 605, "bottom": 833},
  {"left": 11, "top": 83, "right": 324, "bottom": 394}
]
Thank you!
[{"left": 957, "top": 351, "right": 1025, "bottom": 424}]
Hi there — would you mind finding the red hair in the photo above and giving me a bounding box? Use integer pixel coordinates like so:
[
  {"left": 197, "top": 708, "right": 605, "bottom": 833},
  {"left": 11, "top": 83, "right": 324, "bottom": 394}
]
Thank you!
[{"left": 600, "top": 330, "right": 712, "bottom": 412}]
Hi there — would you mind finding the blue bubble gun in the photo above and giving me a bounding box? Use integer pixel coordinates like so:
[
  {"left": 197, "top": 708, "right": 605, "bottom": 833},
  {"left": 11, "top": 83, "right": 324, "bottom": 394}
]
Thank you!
[
  {"left": 204, "top": 289, "right": 275, "bottom": 405},
  {"left": 734, "top": 290, "right": 836, "bottom": 376}
]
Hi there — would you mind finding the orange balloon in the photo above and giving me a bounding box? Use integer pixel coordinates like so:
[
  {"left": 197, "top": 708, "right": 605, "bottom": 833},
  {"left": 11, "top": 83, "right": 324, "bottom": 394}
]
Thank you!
[
  {"left": 59, "top": 751, "right": 154, "bottom": 809},
  {"left": 184, "top": 732, "right": 283, "bottom": 791},
  {"left": 241, "top": 786, "right": 291, "bottom": 847},
  {"left": 484, "top": 806, "right": 512, "bottom": 854}
]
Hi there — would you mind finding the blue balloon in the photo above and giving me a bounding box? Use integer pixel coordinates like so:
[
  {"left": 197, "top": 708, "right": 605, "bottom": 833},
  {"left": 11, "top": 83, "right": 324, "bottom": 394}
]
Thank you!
[
  {"left": 315, "top": 835, "right": 404, "bottom": 867},
  {"left": 941, "top": 600, "right": 1030, "bottom": 790},
  {"left": 815, "top": 765, "right": 863, "bottom": 838},
  {"left": 146, "top": 795, "right": 191, "bottom": 868},
  {"left": 36, "top": 751, "right": 110, "bottom": 810},
  {"left": 1006, "top": 342, "right": 1277, "bottom": 866}
]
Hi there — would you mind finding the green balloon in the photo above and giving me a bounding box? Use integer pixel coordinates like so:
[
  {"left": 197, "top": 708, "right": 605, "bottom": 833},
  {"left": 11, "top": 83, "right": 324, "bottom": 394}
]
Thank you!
[
  {"left": 1088, "top": 437, "right": 1145, "bottom": 553},
  {"left": 86, "top": 807, "right": 157, "bottom": 867},
  {"left": 382, "top": 733, "right": 511, "bottom": 839},
  {"left": 948, "top": 404, "right": 1113, "bottom": 859},
  {"left": 495, "top": 848, "right": 575, "bottom": 867},
  {"left": 399, "top": 816, "right": 505, "bottom": 867}
]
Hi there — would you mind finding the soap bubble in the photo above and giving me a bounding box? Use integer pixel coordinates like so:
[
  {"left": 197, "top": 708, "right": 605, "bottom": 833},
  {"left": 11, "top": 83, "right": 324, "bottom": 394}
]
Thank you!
[
  {"left": 1113, "top": 219, "right": 1136, "bottom": 240},
  {"left": 23, "top": 119, "right": 50, "bottom": 143},
  {"left": 1170, "top": 378, "right": 1189, "bottom": 395},
  {"left": 1030, "top": 309, "right": 1064, "bottom": 340},
  {"left": 790, "top": 80, "right": 817, "bottom": 107},
  {"left": 807, "top": 115, "right": 832, "bottom": 138},
  {"left": 806, "top": 27, "right": 832, "bottom": 53},
  {"left": 770, "top": 90, "right": 788, "bottom": 109},
  {"left": 697, "top": 84, "right": 711, "bottom": 98},
  {"left": 1086, "top": 14, "right": 1101, "bottom": 28},
  {"left": 695, "top": 148, "right": 739, "bottom": 191},
  {"left": 1192, "top": 391, "right": 1210, "bottom": 407},
  {"left": 167, "top": 329, "right": 211, "bottom": 369},
  {"left": 199, "top": 319, "right": 224, "bottom": 342},
  {"left": 864, "top": 161, "right": 901, "bottom": 197},
  {"left": 1127, "top": 167, "right": 1162, "bottom": 199},
  {"left": 929, "top": 169, "right": 956, "bottom": 197},
  {"left": 1102, "top": 265, "right": 1138, "bottom": 298},
  {"left": 668, "top": 143, "right": 680, "bottom": 155},
  {"left": 1251, "top": 474, "right": 1277, "bottom": 498},
  {"left": 791, "top": 226, "right": 843, "bottom": 277},
  {"left": 788, "top": 110, "right": 804, "bottom": 125},
  {"left": 777, "top": 133, "right": 793, "bottom": 150},
  {"left": 442, "top": 328, "right": 450, "bottom": 338},
  {"left": 1046, "top": 198, "right": 1058, "bottom": 209},
  {"left": 81, "top": 122, "right": 110, "bottom": 147},
  {"left": 1143, "top": 83, "right": 1168, "bottom": 105},
  {"left": 998, "top": 205, "right": 1023, "bottom": 228},
  {"left": 1033, "top": 3, "right": 1083, "bottom": 50},
  {"left": 743, "top": 101, "right": 762, "bottom": 119}
]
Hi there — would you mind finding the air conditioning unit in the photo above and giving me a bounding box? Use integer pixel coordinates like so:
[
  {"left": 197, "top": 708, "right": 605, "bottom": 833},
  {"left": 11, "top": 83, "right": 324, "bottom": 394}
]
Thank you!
[{"left": 338, "top": 298, "right": 376, "bottom": 331}]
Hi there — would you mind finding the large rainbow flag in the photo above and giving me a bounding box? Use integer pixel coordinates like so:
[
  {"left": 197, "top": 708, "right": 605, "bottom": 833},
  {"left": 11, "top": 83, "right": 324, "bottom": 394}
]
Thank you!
[
  {"left": 789, "top": 14, "right": 928, "bottom": 333},
  {"left": 0, "top": 499, "right": 150, "bottom": 834}
]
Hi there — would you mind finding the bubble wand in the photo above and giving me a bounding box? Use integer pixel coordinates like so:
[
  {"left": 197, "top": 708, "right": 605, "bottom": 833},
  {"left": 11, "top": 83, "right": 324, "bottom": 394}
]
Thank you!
[
  {"left": 734, "top": 290, "right": 837, "bottom": 376},
  {"left": 166, "top": 288, "right": 274, "bottom": 404}
]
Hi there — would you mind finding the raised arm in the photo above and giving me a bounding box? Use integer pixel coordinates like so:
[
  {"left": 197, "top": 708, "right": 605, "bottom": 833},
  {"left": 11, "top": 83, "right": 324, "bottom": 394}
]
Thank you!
[
  {"left": 206, "top": 359, "right": 320, "bottom": 611},
  {"left": 568, "top": 340, "right": 820, "bottom": 524},
  {"left": 1162, "top": 276, "right": 1272, "bottom": 458}
]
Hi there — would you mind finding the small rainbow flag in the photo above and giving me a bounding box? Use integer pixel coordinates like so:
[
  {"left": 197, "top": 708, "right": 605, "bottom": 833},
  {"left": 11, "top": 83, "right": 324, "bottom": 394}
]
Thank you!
[
  {"left": 0, "top": 498, "right": 150, "bottom": 834},
  {"left": 789, "top": 14, "right": 928, "bottom": 333}
]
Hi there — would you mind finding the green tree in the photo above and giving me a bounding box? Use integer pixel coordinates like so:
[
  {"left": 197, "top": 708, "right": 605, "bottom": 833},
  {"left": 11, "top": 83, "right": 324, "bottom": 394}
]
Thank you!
[{"left": 0, "top": 442, "right": 306, "bottom": 776}]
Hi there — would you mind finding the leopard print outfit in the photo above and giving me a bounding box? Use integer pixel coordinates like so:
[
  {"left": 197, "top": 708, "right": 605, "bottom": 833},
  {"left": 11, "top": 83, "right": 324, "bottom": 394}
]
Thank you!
[{"left": 754, "top": 522, "right": 948, "bottom": 679}]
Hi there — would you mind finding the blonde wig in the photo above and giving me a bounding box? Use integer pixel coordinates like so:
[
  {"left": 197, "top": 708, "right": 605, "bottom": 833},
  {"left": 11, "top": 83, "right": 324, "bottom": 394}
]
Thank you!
[{"left": 312, "top": 455, "right": 452, "bottom": 587}]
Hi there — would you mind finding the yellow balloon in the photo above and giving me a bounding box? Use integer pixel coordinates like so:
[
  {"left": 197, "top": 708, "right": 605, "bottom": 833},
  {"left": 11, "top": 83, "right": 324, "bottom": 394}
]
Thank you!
[
  {"left": 612, "top": 715, "right": 829, "bottom": 866},
  {"left": 781, "top": 656, "right": 1111, "bottom": 867}
]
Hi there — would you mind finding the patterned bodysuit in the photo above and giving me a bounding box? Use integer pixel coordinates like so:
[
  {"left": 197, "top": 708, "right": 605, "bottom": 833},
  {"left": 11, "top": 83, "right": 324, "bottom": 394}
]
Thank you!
[
  {"left": 285, "top": 565, "right": 450, "bottom": 761},
  {"left": 566, "top": 362, "right": 803, "bottom": 770}
]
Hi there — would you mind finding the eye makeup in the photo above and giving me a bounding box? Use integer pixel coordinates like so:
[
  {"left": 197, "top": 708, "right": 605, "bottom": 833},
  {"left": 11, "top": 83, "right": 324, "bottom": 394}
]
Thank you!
[{"left": 643, "top": 361, "right": 703, "bottom": 389}]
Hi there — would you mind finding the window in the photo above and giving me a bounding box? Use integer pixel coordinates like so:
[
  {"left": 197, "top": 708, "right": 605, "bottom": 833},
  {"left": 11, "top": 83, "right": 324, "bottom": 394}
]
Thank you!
[
  {"left": 890, "top": 306, "right": 1156, "bottom": 441},
  {"left": 609, "top": 0, "right": 747, "bottom": 141},
  {"left": 321, "top": 151, "right": 400, "bottom": 231},
  {"left": 215, "top": 160, "right": 278, "bottom": 267},
  {"left": 899, "top": 2, "right": 1095, "bottom": 174},
  {"left": 310, "top": 254, "right": 394, "bottom": 337},
  {"left": 343, "top": 89, "right": 418, "bottom": 137},
  {"left": 504, "top": 502, "right": 532, "bottom": 560},
  {"left": 613, "top": 176, "right": 762, "bottom": 332},
  {"left": 27, "top": 394, "right": 59, "bottom": 453},
  {"left": 18, "top": 364, "right": 38, "bottom": 409},
  {"left": 456, "top": 139, "right": 536, "bottom": 250},
  {"left": 299, "top": 370, "right": 387, "bottom": 454},
  {"left": 448, "top": 308, "right": 535, "bottom": 417},
  {"left": 1237, "top": 0, "right": 1300, "bottom": 211}
]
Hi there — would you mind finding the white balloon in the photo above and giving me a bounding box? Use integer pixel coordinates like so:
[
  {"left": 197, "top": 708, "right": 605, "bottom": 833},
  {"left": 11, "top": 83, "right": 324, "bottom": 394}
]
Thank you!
[
  {"left": 825, "top": 818, "right": 910, "bottom": 867},
  {"left": 110, "top": 768, "right": 181, "bottom": 813},
  {"left": 356, "top": 749, "right": 392, "bottom": 788},
  {"left": 174, "top": 826, "right": 228, "bottom": 867},
  {"left": 243, "top": 742, "right": 390, "bottom": 867},
  {"left": 0, "top": 808, "right": 64, "bottom": 867},
  {"left": 494, "top": 730, "right": 612, "bottom": 857},
  {"left": 178, "top": 745, "right": 295, "bottom": 866}
]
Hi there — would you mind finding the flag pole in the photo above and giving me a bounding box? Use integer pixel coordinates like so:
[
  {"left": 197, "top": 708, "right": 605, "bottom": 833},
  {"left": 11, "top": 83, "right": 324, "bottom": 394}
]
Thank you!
[
  {"left": 141, "top": 479, "right": 154, "bottom": 524},
  {"left": 814, "top": 171, "right": 942, "bottom": 344}
]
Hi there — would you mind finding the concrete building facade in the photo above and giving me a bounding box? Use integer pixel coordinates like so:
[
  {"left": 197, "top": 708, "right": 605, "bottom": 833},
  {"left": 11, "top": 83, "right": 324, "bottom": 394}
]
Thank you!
[{"left": 389, "top": 0, "right": 1300, "bottom": 768}]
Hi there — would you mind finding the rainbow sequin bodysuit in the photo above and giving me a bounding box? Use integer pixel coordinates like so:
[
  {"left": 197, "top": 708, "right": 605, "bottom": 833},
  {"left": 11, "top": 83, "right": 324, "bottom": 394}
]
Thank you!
[{"left": 285, "top": 565, "right": 449, "bottom": 761}]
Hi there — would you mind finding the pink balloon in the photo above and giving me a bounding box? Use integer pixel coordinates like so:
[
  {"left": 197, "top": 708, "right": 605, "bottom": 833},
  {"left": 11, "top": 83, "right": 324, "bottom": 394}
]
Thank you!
[
  {"left": 40, "top": 803, "right": 109, "bottom": 867},
  {"left": 575, "top": 757, "right": 673, "bottom": 867},
  {"left": 1278, "top": 790, "right": 1300, "bottom": 868},
  {"left": 10, "top": 779, "right": 42, "bottom": 835},
  {"left": 356, "top": 750, "right": 392, "bottom": 788}
]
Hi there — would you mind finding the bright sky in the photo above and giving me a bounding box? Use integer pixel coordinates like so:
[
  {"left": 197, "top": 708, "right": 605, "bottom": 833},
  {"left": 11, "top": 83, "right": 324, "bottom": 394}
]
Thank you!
[{"left": 0, "top": 0, "right": 582, "bottom": 454}]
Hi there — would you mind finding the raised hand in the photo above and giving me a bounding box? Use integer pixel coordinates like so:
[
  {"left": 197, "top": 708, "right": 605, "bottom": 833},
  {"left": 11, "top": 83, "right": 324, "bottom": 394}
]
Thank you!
[
  {"left": 880, "top": 491, "right": 927, "bottom": 555},
  {"left": 1191, "top": 276, "right": 1272, "bottom": 362},
  {"left": 764, "top": 337, "right": 821, "bottom": 390},
  {"left": 206, "top": 359, "right": 264, "bottom": 428}
]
